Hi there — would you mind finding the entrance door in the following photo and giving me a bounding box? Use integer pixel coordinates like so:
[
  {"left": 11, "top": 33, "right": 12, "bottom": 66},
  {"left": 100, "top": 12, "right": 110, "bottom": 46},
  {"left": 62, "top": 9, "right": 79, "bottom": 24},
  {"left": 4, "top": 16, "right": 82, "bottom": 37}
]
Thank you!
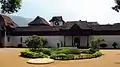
[{"left": 73, "top": 37, "right": 80, "bottom": 48}]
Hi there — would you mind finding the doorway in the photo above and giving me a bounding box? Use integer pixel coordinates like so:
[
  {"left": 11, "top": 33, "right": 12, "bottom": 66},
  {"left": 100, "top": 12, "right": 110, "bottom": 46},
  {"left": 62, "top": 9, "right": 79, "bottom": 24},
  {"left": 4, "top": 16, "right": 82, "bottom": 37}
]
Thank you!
[{"left": 73, "top": 37, "right": 80, "bottom": 48}]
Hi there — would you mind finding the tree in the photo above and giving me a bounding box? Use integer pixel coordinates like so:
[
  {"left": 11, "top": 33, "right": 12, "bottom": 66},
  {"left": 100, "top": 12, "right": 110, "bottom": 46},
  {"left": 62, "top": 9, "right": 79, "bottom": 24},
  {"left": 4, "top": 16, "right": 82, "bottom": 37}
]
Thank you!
[
  {"left": 112, "top": 0, "right": 120, "bottom": 12},
  {"left": 25, "top": 35, "right": 48, "bottom": 49},
  {"left": 0, "top": 0, "right": 22, "bottom": 14},
  {"left": 89, "top": 36, "right": 105, "bottom": 49}
]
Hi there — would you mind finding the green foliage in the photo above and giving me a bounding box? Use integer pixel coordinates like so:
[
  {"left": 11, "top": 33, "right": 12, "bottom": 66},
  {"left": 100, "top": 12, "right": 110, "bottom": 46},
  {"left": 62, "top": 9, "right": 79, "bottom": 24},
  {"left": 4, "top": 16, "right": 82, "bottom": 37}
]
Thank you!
[
  {"left": 50, "top": 53, "right": 74, "bottom": 60},
  {"left": 92, "top": 51, "right": 103, "bottom": 58},
  {"left": 20, "top": 49, "right": 49, "bottom": 58},
  {"left": 80, "top": 49, "right": 90, "bottom": 54},
  {"left": 0, "top": 0, "right": 22, "bottom": 14},
  {"left": 80, "top": 48, "right": 99, "bottom": 54},
  {"left": 89, "top": 36, "right": 105, "bottom": 49},
  {"left": 54, "top": 47, "right": 81, "bottom": 54},
  {"left": 29, "top": 48, "right": 52, "bottom": 55},
  {"left": 50, "top": 51, "right": 103, "bottom": 60},
  {"left": 38, "top": 48, "right": 52, "bottom": 55},
  {"left": 20, "top": 47, "right": 103, "bottom": 60},
  {"left": 88, "top": 48, "right": 99, "bottom": 54},
  {"left": 25, "top": 35, "right": 48, "bottom": 49},
  {"left": 41, "top": 38, "right": 48, "bottom": 47}
]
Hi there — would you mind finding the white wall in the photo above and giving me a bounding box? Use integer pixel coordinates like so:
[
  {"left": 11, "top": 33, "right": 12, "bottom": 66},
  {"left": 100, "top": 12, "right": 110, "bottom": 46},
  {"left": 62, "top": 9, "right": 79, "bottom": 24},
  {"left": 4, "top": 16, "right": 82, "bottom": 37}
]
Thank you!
[
  {"left": 65, "top": 36, "right": 72, "bottom": 46},
  {"left": 7, "top": 35, "right": 120, "bottom": 48},
  {"left": 6, "top": 36, "right": 64, "bottom": 47},
  {"left": 80, "top": 36, "right": 87, "bottom": 47},
  {"left": 41, "top": 36, "right": 64, "bottom": 47},
  {"left": 90, "top": 35, "right": 120, "bottom": 48},
  {"left": 5, "top": 36, "right": 28, "bottom": 47}
]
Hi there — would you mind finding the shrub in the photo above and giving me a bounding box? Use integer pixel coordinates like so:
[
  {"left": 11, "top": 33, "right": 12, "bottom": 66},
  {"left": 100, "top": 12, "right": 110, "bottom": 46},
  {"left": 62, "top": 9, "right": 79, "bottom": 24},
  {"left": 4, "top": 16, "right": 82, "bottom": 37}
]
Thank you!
[
  {"left": 21, "top": 47, "right": 103, "bottom": 60},
  {"left": 39, "top": 48, "right": 52, "bottom": 55},
  {"left": 29, "top": 48, "right": 52, "bottom": 55},
  {"left": 89, "top": 36, "right": 105, "bottom": 49},
  {"left": 80, "top": 49, "right": 90, "bottom": 54},
  {"left": 99, "top": 43, "right": 107, "bottom": 48},
  {"left": 55, "top": 47, "right": 80, "bottom": 54},
  {"left": 92, "top": 51, "right": 103, "bottom": 58},
  {"left": 41, "top": 38, "right": 48, "bottom": 47},
  {"left": 50, "top": 53, "right": 68, "bottom": 60},
  {"left": 25, "top": 35, "right": 43, "bottom": 49},
  {"left": 20, "top": 49, "right": 49, "bottom": 58},
  {"left": 88, "top": 48, "right": 99, "bottom": 54},
  {"left": 67, "top": 54, "right": 74, "bottom": 60},
  {"left": 25, "top": 35, "right": 48, "bottom": 49}
]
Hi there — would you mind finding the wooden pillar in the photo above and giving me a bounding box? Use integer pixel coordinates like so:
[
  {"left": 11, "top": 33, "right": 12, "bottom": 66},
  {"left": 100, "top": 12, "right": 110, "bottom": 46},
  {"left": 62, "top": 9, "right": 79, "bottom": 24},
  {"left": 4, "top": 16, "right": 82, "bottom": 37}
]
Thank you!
[
  {"left": 64, "top": 36, "right": 66, "bottom": 47},
  {"left": 79, "top": 36, "right": 81, "bottom": 48},
  {"left": 87, "top": 36, "right": 89, "bottom": 48},
  {"left": 72, "top": 36, "right": 73, "bottom": 46}
]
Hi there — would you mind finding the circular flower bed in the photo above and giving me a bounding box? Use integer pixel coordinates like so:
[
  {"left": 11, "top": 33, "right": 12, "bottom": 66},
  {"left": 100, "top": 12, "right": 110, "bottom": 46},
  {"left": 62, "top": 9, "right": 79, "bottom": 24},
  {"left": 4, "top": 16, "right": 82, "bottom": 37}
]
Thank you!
[{"left": 20, "top": 47, "right": 103, "bottom": 60}]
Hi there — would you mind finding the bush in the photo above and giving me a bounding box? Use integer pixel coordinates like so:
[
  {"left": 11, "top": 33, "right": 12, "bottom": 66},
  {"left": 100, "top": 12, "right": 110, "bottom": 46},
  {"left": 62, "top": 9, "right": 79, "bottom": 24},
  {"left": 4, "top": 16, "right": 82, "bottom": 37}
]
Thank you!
[
  {"left": 80, "top": 49, "right": 90, "bottom": 54},
  {"left": 56, "top": 47, "right": 80, "bottom": 54},
  {"left": 50, "top": 53, "right": 68, "bottom": 60},
  {"left": 89, "top": 36, "right": 105, "bottom": 49},
  {"left": 92, "top": 51, "right": 103, "bottom": 58},
  {"left": 88, "top": 48, "right": 99, "bottom": 54},
  {"left": 20, "top": 49, "right": 49, "bottom": 58},
  {"left": 67, "top": 54, "right": 74, "bottom": 60},
  {"left": 29, "top": 48, "right": 52, "bottom": 55},
  {"left": 25, "top": 35, "right": 48, "bottom": 49},
  {"left": 39, "top": 48, "right": 52, "bottom": 55},
  {"left": 50, "top": 53, "right": 75, "bottom": 60},
  {"left": 41, "top": 38, "right": 48, "bottom": 47},
  {"left": 20, "top": 47, "right": 103, "bottom": 60},
  {"left": 80, "top": 48, "right": 99, "bottom": 54},
  {"left": 99, "top": 43, "right": 107, "bottom": 48}
]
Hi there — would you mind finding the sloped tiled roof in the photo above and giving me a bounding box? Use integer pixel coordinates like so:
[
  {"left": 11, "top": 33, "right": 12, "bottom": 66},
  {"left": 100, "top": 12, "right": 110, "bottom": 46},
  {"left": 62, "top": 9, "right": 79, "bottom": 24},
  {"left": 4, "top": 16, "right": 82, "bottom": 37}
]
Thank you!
[
  {"left": 87, "top": 22, "right": 99, "bottom": 25},
  {"left": 0, "top": 15, "right": 18, "bottom": 31},
  {"left": 2, "top": 15, "right": 18, "bottom": 27},
  {"left": 14, "top": 26, "right": 59, "bottom": 32},
  {"left": 28, "top": 16, "right": 50, "bottom": 26},
  {"left": 49, "top": 16, "right": 64, "bottom": 22},
  {"left": 60, "top": 21, "right": 92, "bottom": 30},
  {"left": 90, "top": 25, "right": 120, "bottom": 31}
]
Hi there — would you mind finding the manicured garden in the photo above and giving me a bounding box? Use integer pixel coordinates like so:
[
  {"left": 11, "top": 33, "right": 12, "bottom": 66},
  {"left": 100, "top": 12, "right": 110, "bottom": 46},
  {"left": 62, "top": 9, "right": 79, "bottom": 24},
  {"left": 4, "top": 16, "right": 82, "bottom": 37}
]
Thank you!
[
  {"left": 20, "top": 35, "right": 103, "bottom": 60},
  {"left": 21, "top": 47, "right": 103, "bottom": 60}
]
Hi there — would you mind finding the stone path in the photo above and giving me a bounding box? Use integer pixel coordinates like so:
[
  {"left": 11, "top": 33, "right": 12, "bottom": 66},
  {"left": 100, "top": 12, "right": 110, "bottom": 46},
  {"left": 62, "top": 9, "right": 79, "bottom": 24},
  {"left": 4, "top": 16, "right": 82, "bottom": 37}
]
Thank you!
[{"left": 0, "top": 48, "right": 120, "bottom": 67}]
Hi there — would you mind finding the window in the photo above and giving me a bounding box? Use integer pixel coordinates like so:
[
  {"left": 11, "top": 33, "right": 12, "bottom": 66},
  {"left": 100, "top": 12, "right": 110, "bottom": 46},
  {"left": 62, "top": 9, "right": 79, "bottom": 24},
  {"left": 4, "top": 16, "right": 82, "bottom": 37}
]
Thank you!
[
  {"left": 20, "top": 37, "right": 23, "bottom": 43},
  {"left": 7, "top": 37, "right": 10, "bottom": 42}
]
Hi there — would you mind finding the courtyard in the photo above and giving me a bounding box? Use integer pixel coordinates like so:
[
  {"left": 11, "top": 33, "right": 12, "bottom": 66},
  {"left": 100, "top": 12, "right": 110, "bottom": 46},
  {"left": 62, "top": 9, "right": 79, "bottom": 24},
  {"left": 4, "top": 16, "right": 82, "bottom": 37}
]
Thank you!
[{"left": 0, "top": 48, "right": 120, "bottom": 67}]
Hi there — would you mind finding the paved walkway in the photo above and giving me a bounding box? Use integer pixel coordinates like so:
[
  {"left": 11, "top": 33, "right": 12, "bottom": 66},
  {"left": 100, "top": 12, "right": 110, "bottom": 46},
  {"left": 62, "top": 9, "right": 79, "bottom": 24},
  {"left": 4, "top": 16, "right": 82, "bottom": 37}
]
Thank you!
[{"left": 0, "top": 48, "right": 120, "bottom": 67}]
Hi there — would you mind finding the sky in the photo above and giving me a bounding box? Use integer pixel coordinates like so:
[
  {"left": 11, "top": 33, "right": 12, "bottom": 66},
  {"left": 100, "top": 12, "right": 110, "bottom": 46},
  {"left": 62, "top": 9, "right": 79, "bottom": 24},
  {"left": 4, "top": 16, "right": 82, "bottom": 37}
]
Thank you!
[{"left": 11, "top": 0, "right": 120, "bottom": 24}]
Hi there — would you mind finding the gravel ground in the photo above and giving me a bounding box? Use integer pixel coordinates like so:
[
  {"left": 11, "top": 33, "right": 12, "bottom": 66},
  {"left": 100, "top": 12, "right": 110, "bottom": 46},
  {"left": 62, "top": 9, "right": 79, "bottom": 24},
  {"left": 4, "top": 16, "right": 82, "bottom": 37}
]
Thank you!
[{"left": 0, "top": 48, "right": 120, "bottom": 67}]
